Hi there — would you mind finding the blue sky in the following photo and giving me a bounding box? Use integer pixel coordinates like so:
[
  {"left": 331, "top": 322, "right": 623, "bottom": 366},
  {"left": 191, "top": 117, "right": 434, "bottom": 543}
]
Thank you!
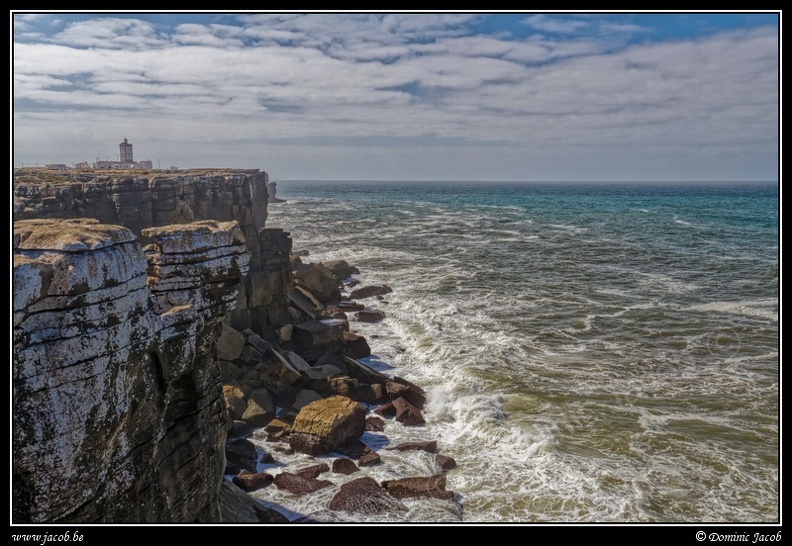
[{"left": 12, "top": 11, "right": 779, "bottom": 181}]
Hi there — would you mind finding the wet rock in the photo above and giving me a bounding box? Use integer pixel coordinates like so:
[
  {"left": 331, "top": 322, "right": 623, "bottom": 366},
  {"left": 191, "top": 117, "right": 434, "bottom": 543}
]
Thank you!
[
  {"left": 273, "top": 472, "right": 333, "bottom": 495},
  {"left": 296, "top": 463, "right": 330, "bottom": 479},
  {"left": 328, "top": 477, "right": 407, "bottom": 515},
  {"left": 392, "top": 397, "right": 426, "bottom": 426},
  {"left": 365, "top": 416, "right": 386, "bottom": 432},
  {"left": 358, "top": 448, "right": 381, "bottom": 467},
  {"left": 289, "top": 395, "right": 366, "bottom": 455},
  {"left": 322, "top": 260, "right": 360, "bottom": 280},
  {"left": 348, "top": 285, "right": 393, "bottom": 300},
  {"left": 387, "top": 440, "right": 437, "bottom": 453},
  {"left": 381, "top": 474, "right": 453, "bottom": 500},
  {"left": 337, "top": 299, "right": 365, "bottom": 312},
  {"left": 225, "top": 438, "right": 259, "bottom": 474},
  {"left": 322, "top": 305, "right": 348, "bottom": 321},
  {"left": 354, "top": 308, "right": 386, "bottom": 323},
  {"left": 343, "top": 331, "right": 371, "bottom": 359},
  {"left": 385, "top": 379, "right": 427, "bottom": 410},
  {"left": 436, "top": 454, "right": 458, "bottom": 471},
  {"left": 332, "top": 458, "right": 359, "bottom": 475},
  {"left": 232, "top": 471, "right": 274, "bottom": 492},
  {"left": 254, "top": 505, "right": 290, "bottom": 523}
]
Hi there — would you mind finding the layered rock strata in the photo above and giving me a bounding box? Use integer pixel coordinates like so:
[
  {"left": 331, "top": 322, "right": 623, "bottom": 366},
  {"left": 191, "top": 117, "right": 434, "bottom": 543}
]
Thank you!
[{"left": 12, "top": 218, "right": 249, "bottom": 523}]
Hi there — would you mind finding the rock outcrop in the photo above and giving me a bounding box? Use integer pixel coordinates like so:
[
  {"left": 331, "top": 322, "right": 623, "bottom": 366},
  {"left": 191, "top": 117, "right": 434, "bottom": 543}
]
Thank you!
[{"left": 12, "top": 218, "right": 249, "bottom": 523}]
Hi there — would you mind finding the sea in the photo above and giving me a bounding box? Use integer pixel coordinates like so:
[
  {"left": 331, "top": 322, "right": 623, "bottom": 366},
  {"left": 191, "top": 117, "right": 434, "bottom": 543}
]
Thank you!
[{"left": 255, "top": 180, "right": 779, "bottom": 524}]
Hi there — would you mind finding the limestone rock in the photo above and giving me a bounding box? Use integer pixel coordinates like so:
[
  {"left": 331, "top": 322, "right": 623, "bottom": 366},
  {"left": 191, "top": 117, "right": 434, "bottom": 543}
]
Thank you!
[{"left": 289, "top": 396, "right": 366, "bottom": 455}]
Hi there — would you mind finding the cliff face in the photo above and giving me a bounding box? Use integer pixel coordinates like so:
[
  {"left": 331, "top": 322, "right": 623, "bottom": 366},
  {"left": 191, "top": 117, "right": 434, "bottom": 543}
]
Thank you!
[
  {"left": 13, "top": 217, "right": 250, "bottom": 522},
  {"left": 13, "top": 169, "right": 291, "bottom": 338}
]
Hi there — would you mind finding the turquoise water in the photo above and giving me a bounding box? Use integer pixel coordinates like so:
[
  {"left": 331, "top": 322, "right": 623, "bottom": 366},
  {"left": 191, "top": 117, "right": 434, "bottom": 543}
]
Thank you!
[{"left": 262, "top": 181, "right": 779, "bottom": 522}]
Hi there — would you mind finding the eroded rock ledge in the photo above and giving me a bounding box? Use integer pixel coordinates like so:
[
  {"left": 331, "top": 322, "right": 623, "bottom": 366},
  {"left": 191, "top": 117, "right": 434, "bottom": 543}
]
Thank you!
[{"left": 12, "top": 218, "right": 250, "bottom": 523}]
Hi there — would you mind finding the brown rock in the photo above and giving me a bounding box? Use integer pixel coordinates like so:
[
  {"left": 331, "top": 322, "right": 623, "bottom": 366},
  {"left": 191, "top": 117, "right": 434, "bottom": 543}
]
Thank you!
[
  {"left": 365, "top": 416, "right": 386, "bottom": 432},
  {"left": 392, "top": 396, "right": 426, "bottom": 426},
  {"left": 225, "top": 438, "right": 259, "bottom": 474},
  {"left": 222, "top": 384, "right": 247, "bottom": 420},
  {"left": 337, "top": 299, "right": 365, "bottom": 312},
  {"left": 343, "top": 331, "right": 371, "bottom": 359},
  {"left": 381, "top": 474, "right": 453, "bottom": 500},
  {"left": 373, "top": 401, "right": 396, "bottom": 417},
  {"left": 387, "top": 440, "right": 437, "bottom": 453},
  {"left": 332, "top": 458, "right": 359, "bottom": 475},
  {"left": 241, "top": 398, "right": 275, "bottom": 428},
  {"left": 354, "top": 308, "right": 386, "bottom": 323},
  {"left": 348, "top": 285, "right": 393, "bottom": 300},
  {"left": 436, "top": 454, "right": 457, "bottom": 471},
  {"left": 254, "top": 505, "right": 290, "bottom": 523},
  {"left": 328, "top": 477, "right": 407, "bottom": 515},
  {"left": 358, "top": 448, "right": 381, "bottom": 467},
  {"left": 232, "top": 472, "right": 273, "bottom": 492},
  {"left": 289, "top": 395, "right": 366, "bottom": 455},
  {"left": 385, "top": 380, "right": 427, "bottom": 409},
  {"left": 291, "top": 320, "right": 344, "bottom": 363},
  {"left": 296, "top": 463, "right": 330, "bottom": 479},
  {"left": 293, "top": 261, "right": 341, "bottom": 304},
  {"left": 322, "top": 305, "right": 349, "bottom": 321},
  {"left": 322, "top": 260, "right": 360, "bottom": 280},
  {"left": 273, "top": 472, "right": 333, "bottom": 495}
]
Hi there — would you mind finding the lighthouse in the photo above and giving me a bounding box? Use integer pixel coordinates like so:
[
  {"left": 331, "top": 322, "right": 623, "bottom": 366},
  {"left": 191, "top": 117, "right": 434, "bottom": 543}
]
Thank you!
[{"left": 119, "top": 138, "right": 134, "bottom": 164}]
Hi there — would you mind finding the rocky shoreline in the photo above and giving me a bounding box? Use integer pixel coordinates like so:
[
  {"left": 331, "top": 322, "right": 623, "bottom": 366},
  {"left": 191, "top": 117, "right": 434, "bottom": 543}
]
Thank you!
[
  {"left": 12, "top": 168, "right": 455, "bottom": 523},
  {"left": 219, "top": 252, "right": 459, "bottom": 522}
]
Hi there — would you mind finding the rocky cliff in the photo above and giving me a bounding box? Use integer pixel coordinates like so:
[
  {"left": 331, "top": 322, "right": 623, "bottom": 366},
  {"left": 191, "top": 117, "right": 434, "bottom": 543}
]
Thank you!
[
  {"left": 12, "top": 218, "right": 250, "bottom": 522},
  {"left": 13, "top": 169, "right": 291, "bottom": 339}
]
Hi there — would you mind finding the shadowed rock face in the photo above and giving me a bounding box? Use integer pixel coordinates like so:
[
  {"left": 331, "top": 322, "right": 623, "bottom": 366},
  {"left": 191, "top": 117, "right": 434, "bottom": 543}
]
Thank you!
[{"left": 12, "top": 218, "right": 250, "bottom": 523}]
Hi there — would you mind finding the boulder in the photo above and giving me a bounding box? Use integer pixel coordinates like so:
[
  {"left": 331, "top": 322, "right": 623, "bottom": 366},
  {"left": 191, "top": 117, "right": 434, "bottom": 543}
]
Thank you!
[
  {"left": 293, "top": 261, "right": 341, "bottom": 304},
  {"left": 328, "top": 477, "right": 407, "bottom": 515},
  {"left": 288, "top": 287, "right": 324, "bottom": 320},
  {"left": 241, "top": 398, "right": 275, "bottom": 428},
  {"left": 387, "top": 440, "right": 437, "bottom": 453},
  {"left": 354, "top": 308, "right": 386, "bottom": 323},
  {"left": 365, "top": 416, "right": 386, "bottom": 432},
  {"left": 327, "top": 376, "right": 382, "bottom": 404},
  {"left": 223, "top": 384, "right": 247, "bottom": 421},
  {"left": 358, "top": 449, "right": 381, "bottom": 467},
  {"left": 291, "top": 320, "right": 344, "bottom": 363},
  {"left": 273, "top": 472, "right": 333, "bottom": 494},
  {"left": 289, "top": 395, "right": 366, "bottom": 455},
  {"left": 256, "top": 350, "right": 301, "bottom": 393},
  {"left": 225, "top": 438, "right": 259, "bottom": 474},
  {"left": 381, "top": 474, "right": 453, "bottom": 500},
  {"left": 232, "top": 472, "right": 274, "bottom": 492},
  {"left": 436, "top": 454, "right": 458, "bottom": 471},
  {"left": 295, "top": 463, "right": 330, "bottom": 479},
  {"left": 337, "top": 299, "right": 365, "bottom": 312},
  {"left": 332, "top": 458, "right": 359, "bottom": 475},
  {"left": 322, "top": 260, "right": 360, "bottom": 280},
  {"left": 343, "top": 331, "right": 371, "bottom": 359},
  {"left": 217, "top": 323, "right": 246, "bottom": 361},
  {"left": 392, "top": 397, "right": 425, "bottom": 426},
  {"left": 293, "top": 389, "right": 323, "bottom": 410},
  {"left": 385, "top": 379, "right": 426, "bottom": 409},
  {"left": 322, "top": 305, "right": 349, "bottom": 321},
  {"left": 254, "top": 505, "right": 290, "bottom": 523},
  {"left": 348, "top": 285, "right": 393, "bottom": 300}
]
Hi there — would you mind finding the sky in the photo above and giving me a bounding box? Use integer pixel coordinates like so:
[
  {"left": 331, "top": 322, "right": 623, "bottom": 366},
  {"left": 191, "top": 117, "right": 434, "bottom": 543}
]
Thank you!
[{"left": 11, "top": 11, "right": 780, "bottom": 181}]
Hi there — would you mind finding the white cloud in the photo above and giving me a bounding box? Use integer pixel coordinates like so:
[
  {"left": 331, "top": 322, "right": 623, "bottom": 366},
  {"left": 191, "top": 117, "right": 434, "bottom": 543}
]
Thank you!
[{"left": 11, "top": 14, "right": 779, "bottom": 180}]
